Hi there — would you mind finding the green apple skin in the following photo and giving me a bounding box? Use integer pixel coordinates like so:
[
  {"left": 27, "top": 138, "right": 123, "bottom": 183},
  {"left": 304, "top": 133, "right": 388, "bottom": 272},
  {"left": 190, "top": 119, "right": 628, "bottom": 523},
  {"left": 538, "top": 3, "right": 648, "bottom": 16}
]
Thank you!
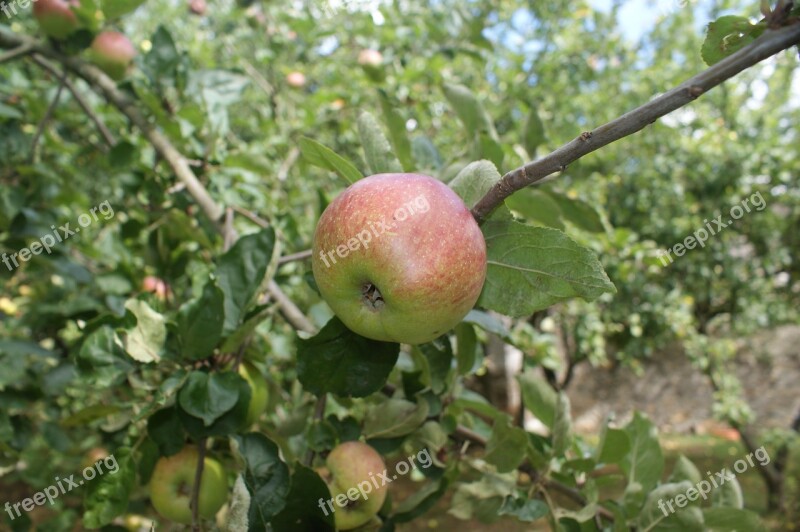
[
  {"left": 148, "top": 446, "right": 228, "bottom": 525},
  {"left": 32, "top": 0, "right": 79, "bottom": 40},
  {"left": 238, "top": 361, "right": 269, "bottom": 425},
  {"left": 323, "top": 441, "right": 388, "bottom": 530},
  {"left": 312, "top": 173, "right": 487, "bottom": 344},
  {"left": 90, "top": 32, "right": 137, "bottom": 81}
]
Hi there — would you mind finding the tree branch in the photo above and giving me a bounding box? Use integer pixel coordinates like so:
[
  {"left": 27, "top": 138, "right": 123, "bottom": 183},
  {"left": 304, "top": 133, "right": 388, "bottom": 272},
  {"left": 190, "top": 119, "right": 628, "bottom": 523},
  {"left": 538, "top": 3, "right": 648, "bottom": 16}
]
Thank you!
[
  {"left": 471, "top": 23, "right": 800, "bottom": 223},
  {"left": 30, "top": 54, "right": 117, "bottom": 149},
  {"left": 0, "top": 43, "right": 32, "bottom": 64},
  {"left": 0, "top": 28, "right": 225, "bottom": 229},
  {"left": 191, "top": 438, "right": 207, "bottom": 531},
  {"left": 29, "top": 74, "right": 65, "bottom": 162}
]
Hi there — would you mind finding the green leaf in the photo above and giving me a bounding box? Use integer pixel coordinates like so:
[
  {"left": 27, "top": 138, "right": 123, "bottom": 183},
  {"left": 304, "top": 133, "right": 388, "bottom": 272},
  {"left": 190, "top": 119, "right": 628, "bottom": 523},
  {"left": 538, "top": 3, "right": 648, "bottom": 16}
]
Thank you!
[
  {"left": 233, "top": 433, "right": 291, "bottom": 528},
  {"left": 703, "top": 507, "right": 763, "bottom": 531},
  {"left": 177, "top": 371, "right": 251, "bottom": 438},
  {"left": 146, "top": 406, "right": 185, "bottom": 457},
  {"left": 75, "top": 326, "right": 133, "bottom": 387},
  {"left": 442, "top": 83, "right": 495, "bottom": 134},
  {"left": 415, "top": 337, "right": 453, "bottom": 394},
  {"left": 701, "top": 16, "right": 760, "bottom": 66},
  {"left": 498, "top": 495, "right": 549, "bottom": 522},
  {"left": 178, "top": 371, "right": 245, "bottom": 426},
  {"left": 363, "top": 398, "right": 429, "bottom": 439},
  {"left": 637, "top": 481, "right": 704, "bottom": 531},
  {"left": 448, "top": 160, "right": 502, "bottom": 209},
  {"left": 669, "top": 455, "right": 702, "bottom": 485},
  {"left": 506, "top": 189, "right": 565, "bottom": 230},
  {"left": 620, "top": 412, "right": 664, "bottom": 492},
  {"left": 463, "top": 309, "right": 513, "bottom": 342},
  {"left": 544, "top": 191, "right": 604, "bottom": 233},
  {"left": 144, "top": 26, "right": 180, "bottom": 81},
  {"left": 298, "top": 137, "right": 363, "bottom": 184},
  {"left": 485, "top": 418, "right": 528, "bottom": 473},
  {"left": 552, "top": 393, "right": 573, "bottom": 456},
  {"left": 477, "top": 221, "right": 616, "bottom": 317},
  {"left": 296, "top": 317, "right": 400, "bottom": 397},
  {"left": 522, "top": 107, "right": 546, "bottom": 156},
  {"left": 711, "top": 470, "right": 743, "bottom": 509},
  {"left": 379, "top": 91, "right": 414, "bottom": 171},
  {"left": 518, "top": 370, "right": 557, "bottom": 428},
  {"left": 101, "top": 0, "right": 145, "bottom": 19},
  {"left": 270, "top": 465, "right": 334, "bottom": 531},
  {"left": 392, "top": 473, "right": 454, "bottom": 523},
  {"left": 216, "top": 228, "right": 276, "bottom": 335},
  {"left": 357, "top": 111, "right": 403, "bottom": 174},
  {"left": 176, "top": 281, "right": 225, "bottom": 361},
  {"left": 82, "top": 449, "right": 136, "bottom": 529},
  {"left": 122, "top": 299, "right": 165, "bottom": 363},
  {"left": 455, "top": 323, "right": 478, "bottom": 375},
  {"left": 597, "top": 427, "right": 631, "bottom": 464}
]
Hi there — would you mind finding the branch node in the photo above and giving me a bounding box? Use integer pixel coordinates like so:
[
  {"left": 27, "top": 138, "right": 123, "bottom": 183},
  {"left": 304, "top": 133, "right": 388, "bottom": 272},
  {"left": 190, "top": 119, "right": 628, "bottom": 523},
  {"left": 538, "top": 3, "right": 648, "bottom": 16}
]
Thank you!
[{"left": 579, "top": 131, "right": 593, "bottom": 141}]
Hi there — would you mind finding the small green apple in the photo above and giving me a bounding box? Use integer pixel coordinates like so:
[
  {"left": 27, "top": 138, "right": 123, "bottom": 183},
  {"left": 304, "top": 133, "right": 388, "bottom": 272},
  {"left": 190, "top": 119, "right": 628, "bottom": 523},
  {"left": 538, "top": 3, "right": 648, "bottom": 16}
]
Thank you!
[
  {"left": 148, "top": 446, "right": 227, "bottom": 525},
  {"left": 312, "top": 173, "right": 487, "bottom": 344},
  {"left": 89, "top": 31, "right": 137, "bottom": 81},
  {"left": 238, "top": 361, "right": 269, "bottom": 425},
  {"left": 319, "top": 441, "right": 388, "bottom": 530},
  {"left": 32, "top": 0, "right": 80, "bottom": 40}
]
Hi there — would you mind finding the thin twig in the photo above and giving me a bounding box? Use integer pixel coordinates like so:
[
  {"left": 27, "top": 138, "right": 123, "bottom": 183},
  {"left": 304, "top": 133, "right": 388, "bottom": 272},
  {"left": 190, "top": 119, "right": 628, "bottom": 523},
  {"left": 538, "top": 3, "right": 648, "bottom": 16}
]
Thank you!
[
  {"left": 30, "top": 54, "right": 117, "bottom": 148},
  {"left": 0, "top": 43, "right": 32, "bottom": 64},
  {"left": 223, "top": 207, "right": 236, "bottom": 252},
  {"left": 304, "top": 394, "right": 328, "bottom": 466},
  {"left": 190, "top": 438, "right": 207, "bottom": 531},
  {"left": 278, "top": 249, "right": 312, "bottom": 264},
  {"left": 471, "top": 23, "right": 800, "bottom": 222},
  {"left": 232, "top": 205, "right": 270, "bottom": 229},
  {"left": 30, "top": 75, "right": 66, "bottom": 162},
  {"left": 267, "top": 280, "right": 316, "bottom": 333}
]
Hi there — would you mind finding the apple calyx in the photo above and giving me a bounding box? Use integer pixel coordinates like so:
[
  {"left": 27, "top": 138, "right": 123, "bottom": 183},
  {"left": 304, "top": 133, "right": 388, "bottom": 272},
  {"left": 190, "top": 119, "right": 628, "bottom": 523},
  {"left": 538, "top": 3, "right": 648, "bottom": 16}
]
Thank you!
[{"left": 361, "top": 282, "right": 384, "bottom": 311}]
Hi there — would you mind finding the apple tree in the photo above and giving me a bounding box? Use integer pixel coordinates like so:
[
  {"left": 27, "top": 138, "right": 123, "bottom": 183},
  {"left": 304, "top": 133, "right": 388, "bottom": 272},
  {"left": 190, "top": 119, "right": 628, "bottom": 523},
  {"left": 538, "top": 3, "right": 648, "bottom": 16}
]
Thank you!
[{"left": 0, "top": 0, "right": 798, "bottom": 530}]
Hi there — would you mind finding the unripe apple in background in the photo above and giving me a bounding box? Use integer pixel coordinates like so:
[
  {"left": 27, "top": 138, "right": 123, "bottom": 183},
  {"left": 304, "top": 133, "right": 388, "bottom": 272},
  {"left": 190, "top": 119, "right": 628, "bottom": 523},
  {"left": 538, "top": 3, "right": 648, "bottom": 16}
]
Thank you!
[
  {"left": 142, "top": 275, "right": 170, "bottom": 301},
  {"left": 357, "top": 49, "right": 385, "bottom": 82},
  {"left": 319, "top": 441, "right": 388, "bottom": 530},
  {"left": 33, "top": 0, "right": 80, "bottom": 40},
  {"left": 238, "top": 361, "right": 269, "bottom": 425},
  {"left": 286, "top": 71, "right": 306, "bottom": 88},
  {"left": 89, "top": 31, "right": 137, "bottom": 81},
  {"left": 312, "top": 173, "right": 487, "bottom": 344},
  {"left": 188, "top": 0, "right": 207, "bottom": 16},
  {"left": 357, "top": 49, "right": 383, "bottom": 68},
  {"left": 148, "top": 446, "right": 227, "bottom": 525}
]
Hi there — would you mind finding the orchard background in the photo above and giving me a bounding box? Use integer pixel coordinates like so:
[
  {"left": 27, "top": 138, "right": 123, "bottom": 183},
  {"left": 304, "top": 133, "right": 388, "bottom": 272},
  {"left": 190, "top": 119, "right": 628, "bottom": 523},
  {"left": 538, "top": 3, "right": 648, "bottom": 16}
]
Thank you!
[{"left": 1, "top": 0, "right": 799, "bottom": 530}]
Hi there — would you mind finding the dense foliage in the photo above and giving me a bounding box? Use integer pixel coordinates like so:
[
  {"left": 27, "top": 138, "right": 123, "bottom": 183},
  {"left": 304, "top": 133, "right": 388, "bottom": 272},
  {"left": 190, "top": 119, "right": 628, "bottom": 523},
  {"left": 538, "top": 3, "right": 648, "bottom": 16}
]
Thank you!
[{"left": 1, "top": 0, "right": 798, "bottom": 530}]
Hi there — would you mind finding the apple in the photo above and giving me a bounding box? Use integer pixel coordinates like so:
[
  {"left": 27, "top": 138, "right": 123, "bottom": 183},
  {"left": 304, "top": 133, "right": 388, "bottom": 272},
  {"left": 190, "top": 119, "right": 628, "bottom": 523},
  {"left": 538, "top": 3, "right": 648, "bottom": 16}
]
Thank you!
[
  {"left": 33, "top": 0, "right": 80, "bottom": 40},
  {"left": 311, "top": 173, "right": 487, "bottom": 344},
  {"left": 357, "top": 49, "right": 383, "bottom": 68},
  {"left": 238, "top": 361, "right": 269, "bottom": 426},
  {"left": 142, "top": 275, "right": 170, "bottom": 301},
  {"left": 89, "top": 31, "right": 137, "bottom": 81},
  {"left": 148, "top": 446, "right": 228, "bottom": 525},
  {"left": 286, "top": 71, "right": 306, "bottom": 88},
  {"left": 357, "top": 49, "right": 385, "bottom": 82},
  {"left": 188, "top": 0, "right": 207, "bottom": 15},
  {"left": 81, "top": 446, "right": 109, "bottom": 470},
  {"left": 319, "top": 441, "right": 388, "bottom": 530}
]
